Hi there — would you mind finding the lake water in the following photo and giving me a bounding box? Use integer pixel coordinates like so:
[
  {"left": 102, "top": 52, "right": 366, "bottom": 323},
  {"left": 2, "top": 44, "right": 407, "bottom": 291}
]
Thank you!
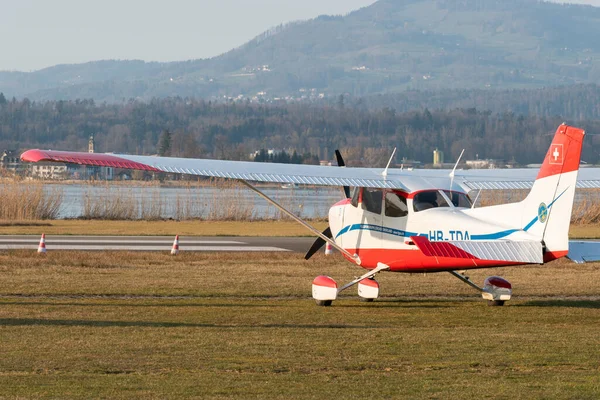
[
  {"left": 46, "top": 184, "right": 343, "bottom": 220},
  {"left": 31, "top": 183, "right": 600, "bottom": 220}
]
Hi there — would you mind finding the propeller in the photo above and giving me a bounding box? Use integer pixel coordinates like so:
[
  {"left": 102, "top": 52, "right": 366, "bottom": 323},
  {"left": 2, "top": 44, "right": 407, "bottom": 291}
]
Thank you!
[
  {"left": 305, "top": 149, "right": 350, "bottom": 260},
  {"left": 304, "top": 227, "right": 332, "bottom": 260},
  {"left": 335, "top": 150, "right": 351, "bottom": 199}
]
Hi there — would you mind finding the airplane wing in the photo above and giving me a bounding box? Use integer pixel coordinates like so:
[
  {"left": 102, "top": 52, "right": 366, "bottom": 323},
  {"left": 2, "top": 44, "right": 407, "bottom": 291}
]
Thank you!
[
  {"left": 567, "top": 241, "right": 600, "bottom": 263},
  {"left": 19, "top": 149, "right": 600, "bottom": 193}
]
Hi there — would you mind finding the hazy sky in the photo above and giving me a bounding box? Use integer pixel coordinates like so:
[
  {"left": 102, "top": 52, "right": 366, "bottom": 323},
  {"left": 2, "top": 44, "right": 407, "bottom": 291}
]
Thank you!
[
  {"left": 2, "top": 0, "right": 598, "bottom": 72},
  {"left": 0, "top": 0, "right": 376, "bottom": 72}
]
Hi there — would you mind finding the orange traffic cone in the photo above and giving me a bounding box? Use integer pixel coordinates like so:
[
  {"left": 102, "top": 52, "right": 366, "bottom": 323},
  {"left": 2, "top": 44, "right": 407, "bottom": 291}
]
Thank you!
[
  {"left": 171, "top": 235, "right": 180, "bottom": 255},
  {"left": 325, "top": 242, "right": 333, "bottom": 256},
  {"left": 37, "top": 233, "right": 47, "bottom": 253}
]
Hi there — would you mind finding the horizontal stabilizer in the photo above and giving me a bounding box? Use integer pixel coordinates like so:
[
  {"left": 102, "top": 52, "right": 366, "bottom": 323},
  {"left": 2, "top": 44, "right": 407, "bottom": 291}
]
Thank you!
[
  {"left": 567, "top": 241, "right": 600, "bottom": 263},
  {"left": 411, "top": 236, "right": 543, "bottom": 264}
]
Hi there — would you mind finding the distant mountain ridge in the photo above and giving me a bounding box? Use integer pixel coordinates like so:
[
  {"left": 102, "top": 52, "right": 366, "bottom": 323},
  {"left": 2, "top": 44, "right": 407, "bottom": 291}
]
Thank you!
[{"left": 3, "top": 0, "right": 600, "bottom": 102}]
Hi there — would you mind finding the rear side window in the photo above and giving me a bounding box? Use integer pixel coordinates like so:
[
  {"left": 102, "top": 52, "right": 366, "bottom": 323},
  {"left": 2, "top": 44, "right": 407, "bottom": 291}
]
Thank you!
[
  {"left": 444, "top": 191, "right": 472, "bottom": 208},
  {"left": 385, "top": 192, "right": 408, "bottom": 217},
  {"left": 413, "top": 190, "right": 450, "bottom": 212}
]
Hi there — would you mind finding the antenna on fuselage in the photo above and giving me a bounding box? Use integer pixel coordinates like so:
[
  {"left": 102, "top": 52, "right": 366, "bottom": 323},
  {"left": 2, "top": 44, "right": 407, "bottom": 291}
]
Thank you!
[
  {"left": 471, "top": 188, "right": 482, "bottom": 209},
  {"left": 449, "top": 149, "right": 465, "bottom": 193},
  {"left": 382, "top": 147, "right": 397, "bottom": 179}
]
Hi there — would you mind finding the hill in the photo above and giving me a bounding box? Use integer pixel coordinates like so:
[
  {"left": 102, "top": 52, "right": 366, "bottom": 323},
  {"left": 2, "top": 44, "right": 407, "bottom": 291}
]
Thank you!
[{"left": 3, "top": 0, "right": 600, "bottom": 101}]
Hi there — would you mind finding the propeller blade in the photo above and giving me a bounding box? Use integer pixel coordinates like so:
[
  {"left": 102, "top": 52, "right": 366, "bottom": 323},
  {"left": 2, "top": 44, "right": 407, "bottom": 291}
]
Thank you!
[
  {"left": 304, "top": 227, "right": 332, "bottom": 260},
  {"left": 334, "top": 150, "right": 346, "bottom": 167},
  {"left": 335, "top": 150, "right": 351, "bottom": 198}
]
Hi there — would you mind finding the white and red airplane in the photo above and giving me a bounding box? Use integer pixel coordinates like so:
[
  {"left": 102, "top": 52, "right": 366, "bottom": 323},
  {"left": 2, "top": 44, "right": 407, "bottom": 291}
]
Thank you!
[{"left": 20, "top": 123, "right": 600, "bottom": 306}]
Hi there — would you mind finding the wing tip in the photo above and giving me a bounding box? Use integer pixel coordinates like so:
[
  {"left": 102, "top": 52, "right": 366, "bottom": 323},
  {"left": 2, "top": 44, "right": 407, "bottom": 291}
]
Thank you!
[{"left": 20, "top": 149, "right": 47, "bottom": 163}]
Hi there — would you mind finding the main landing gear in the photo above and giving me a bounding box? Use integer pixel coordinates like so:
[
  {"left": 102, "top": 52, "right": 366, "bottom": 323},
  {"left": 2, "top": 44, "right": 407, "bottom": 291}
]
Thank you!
[
  {"left": 449, "top": 271, "right": 512, "bottom": 306},
  {"left": 312, "top": 266, "right": 512, "bottom": 307},
  {"left": 311, "top": 263, "right": 391, "bottom": 306}
]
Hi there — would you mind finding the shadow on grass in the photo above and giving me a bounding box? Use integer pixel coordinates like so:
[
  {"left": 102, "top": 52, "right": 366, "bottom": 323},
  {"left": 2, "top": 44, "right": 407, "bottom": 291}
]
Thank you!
[
  {"left": 1, "top": 301, "right": 287, "bottom": 308},
  {"left": 337, "top": 302, "right": 457, "bottom": 309},
  {"left": 516, "top": 299, "right": 600, "bottom": 309},
  {"left": 0, "top": 318, "right": 384, "bottom": 329}
]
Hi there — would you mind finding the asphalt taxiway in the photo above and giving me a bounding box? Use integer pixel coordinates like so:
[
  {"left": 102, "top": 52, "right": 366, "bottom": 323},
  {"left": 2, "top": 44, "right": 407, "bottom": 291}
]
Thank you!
[{"left": 0, "top": 235, "right": 315, "bottom": 253}]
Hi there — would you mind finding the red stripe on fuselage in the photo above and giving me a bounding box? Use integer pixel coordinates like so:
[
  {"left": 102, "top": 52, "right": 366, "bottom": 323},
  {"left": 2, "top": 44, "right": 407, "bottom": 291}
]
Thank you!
[{"left": 342, "top": 248, "right": 527, "bottom": 273}]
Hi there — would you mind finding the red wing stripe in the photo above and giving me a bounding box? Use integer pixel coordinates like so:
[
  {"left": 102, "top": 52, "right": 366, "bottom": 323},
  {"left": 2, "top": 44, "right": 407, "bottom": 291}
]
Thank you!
[{"left": 20, "top": 150, "right": 161, "bottom": 172}]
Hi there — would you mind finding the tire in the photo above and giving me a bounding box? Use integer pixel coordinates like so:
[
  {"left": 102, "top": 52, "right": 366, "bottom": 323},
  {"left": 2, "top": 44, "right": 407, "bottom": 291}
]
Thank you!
[
  {"left": 487, "top": 300, "right": 505, "bottom": 307},
  {"left": 315, "top": 300, "right": 333, "bottom": 307}
]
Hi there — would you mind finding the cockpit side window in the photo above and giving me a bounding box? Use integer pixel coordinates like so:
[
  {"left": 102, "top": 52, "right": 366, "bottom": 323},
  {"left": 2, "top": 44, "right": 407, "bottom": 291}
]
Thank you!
[
  {"left": 443, "top": 191, "right": 473, "bottom": 208},
  {"left": 385, "top": 191, "right": 408, "bottom": 217},
  {"left": 413, "top": 190, "right": 450, "bottom": 212},
  {"left": 361, "top": 188, "right": 383, "bottom": 215}
]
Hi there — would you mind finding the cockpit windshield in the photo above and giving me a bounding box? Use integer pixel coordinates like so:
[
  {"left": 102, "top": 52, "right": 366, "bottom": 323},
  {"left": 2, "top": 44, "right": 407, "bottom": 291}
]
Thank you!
[{"left": 413, "top": 190, "right": 450, "bottom": 212}]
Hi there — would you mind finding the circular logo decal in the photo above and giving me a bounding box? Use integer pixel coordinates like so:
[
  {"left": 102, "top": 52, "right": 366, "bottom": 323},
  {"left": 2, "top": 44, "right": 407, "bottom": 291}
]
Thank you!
[{"left": 538, "top": 203, "right": 548, "bottom": 223}]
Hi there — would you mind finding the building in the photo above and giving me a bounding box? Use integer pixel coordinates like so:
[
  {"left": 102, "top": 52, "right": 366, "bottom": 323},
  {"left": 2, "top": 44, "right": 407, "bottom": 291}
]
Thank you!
[
  {"left": 465, "top": 159, "right": 504, "bottom": 169},
  {"left": 433, "top": 149, "right": 444, "bottom": 166},
  {"left": 0, "top": 150, "right": 24, "bottom": 174},
  {"left": 30, "top": 163, "right": 68, "bottom": 180},
  {"left": 68, "top": 134, "right": 113, "bottom": 180}
]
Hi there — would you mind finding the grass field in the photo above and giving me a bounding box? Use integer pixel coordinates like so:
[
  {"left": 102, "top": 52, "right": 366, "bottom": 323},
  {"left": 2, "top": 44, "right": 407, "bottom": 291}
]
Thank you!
[
  {"left": 0, "top": 219, "right": 597, "bottom": 238},
  {"left": 1, "top": 251, "right": 599, "bottom": 399}
]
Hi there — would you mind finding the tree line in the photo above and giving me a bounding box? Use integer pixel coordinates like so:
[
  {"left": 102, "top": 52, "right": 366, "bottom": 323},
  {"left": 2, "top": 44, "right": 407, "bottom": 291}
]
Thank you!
[{"left": 1, "top": 94, "right": 599, "bottom": 166}]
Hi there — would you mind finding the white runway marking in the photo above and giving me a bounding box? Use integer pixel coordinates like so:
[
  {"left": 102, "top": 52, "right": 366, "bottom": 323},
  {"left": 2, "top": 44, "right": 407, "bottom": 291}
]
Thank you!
[
  {"left": 0, "top": 245, "right": 289, "bottom": 252},
  {"left": 0, "top": 235, "right": 305, "bottom": 252},
  {"left": 0, "top": 239, "right": 244, "bottom": 244}
]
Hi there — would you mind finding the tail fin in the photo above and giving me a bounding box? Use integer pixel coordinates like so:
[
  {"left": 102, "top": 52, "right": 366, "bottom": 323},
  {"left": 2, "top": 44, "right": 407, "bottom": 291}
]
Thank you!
[{"left": 521, "top": 124, "right": 585, "bottom": 254}]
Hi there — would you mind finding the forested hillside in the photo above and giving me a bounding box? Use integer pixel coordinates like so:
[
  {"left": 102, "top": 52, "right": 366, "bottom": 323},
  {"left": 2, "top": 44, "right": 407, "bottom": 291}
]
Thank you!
[
  {"left": 1, "top": 95, "right": 599, "bottom": 165},
  {"left": 356, "top": 84, "right": 600, "bottom": 121},
  {"left": 3, "top": 0, "right": 600, "bottom": 101}
]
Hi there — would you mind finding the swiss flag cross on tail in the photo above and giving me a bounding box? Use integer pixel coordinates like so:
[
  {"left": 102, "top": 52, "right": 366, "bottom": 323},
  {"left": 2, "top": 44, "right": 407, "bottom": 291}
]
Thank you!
[
  {"left": 536, "top": 124, "right": 584, "bottom": 180},
  {"left": 549, "top": 144, "right": 564, "bottom": 165}
]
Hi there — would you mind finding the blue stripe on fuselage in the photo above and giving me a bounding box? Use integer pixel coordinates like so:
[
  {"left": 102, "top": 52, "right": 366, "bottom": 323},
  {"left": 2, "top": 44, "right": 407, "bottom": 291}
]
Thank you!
[
  {"left": 470, "top": 229, "right": 519, "bottom": 240},
  {"left": 334, "top": 224, "right": 418, "bottom": 239}
]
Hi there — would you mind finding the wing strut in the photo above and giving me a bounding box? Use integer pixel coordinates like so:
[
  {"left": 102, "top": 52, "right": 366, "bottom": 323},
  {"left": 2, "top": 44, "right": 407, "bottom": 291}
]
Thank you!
[
  {"left": 239, "top": 180, "right": 361, "bottom": 265},
  {"left": 337, "top": 262, "right": 390, "bottom": 294},
  {"left": 448, "top": 271, "right": 483, "bottom": 292}
]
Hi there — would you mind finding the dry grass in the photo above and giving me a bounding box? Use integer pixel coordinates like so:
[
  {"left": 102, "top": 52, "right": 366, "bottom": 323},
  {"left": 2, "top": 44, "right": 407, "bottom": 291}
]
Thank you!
[
  {"left": 0, "top": 219, "right": 329, "bottom": 236},
  {"left": 0, "top": 251, "right": 599, "bottom": 399},
  {"left": 572, "top": 197, "right": 600, "bottom": 225},
  {"left": 78, "top": 180, "right": 287, "bottom": 221},
  {"left": 82, "top": 186, "right": 140, "bottom": 220},
  {"left": 0, "top": 250, "right": 598, "bottom": 298},
  {"left": 0, "top": 181, "right": 62, "bottom": 220}
]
